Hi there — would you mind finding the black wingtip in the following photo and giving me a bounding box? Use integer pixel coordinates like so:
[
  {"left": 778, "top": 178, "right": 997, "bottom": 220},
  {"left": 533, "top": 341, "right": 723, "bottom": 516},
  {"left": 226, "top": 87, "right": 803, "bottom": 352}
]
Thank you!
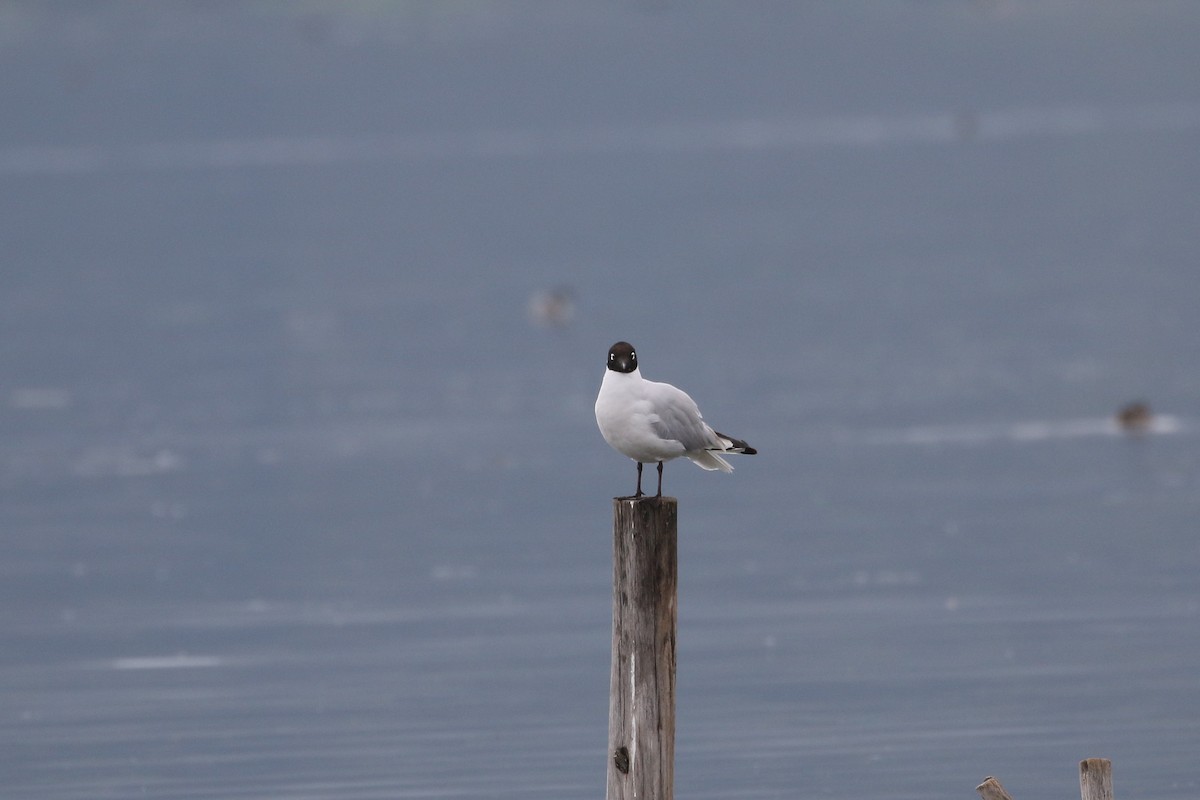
[{"left": 714, "top": 431, "right": 757, "bottom": 455}]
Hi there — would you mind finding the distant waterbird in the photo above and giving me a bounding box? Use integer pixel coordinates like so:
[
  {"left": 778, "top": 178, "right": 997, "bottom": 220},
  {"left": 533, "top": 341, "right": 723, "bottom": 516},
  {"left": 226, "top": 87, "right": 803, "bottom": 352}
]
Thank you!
[
  {"left": 594, "top": 341, "right": 756, "bottom": 498},
  {"left": 526, "top": 285, "right": 575, "bottom": 328},
  {"left": 1116, "top": 401, "right": 1153, "bottom": 432}
]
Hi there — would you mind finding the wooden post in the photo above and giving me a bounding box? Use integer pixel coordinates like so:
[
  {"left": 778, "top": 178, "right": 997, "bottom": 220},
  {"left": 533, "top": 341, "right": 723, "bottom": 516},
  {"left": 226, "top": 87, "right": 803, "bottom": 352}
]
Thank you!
[
  {"left": 1079, "top": 758, "right": 1113, "bottom": 800},
  {"left": 976, "top": 776, "right": 1016, "bottom": 800},
  {"left": 607, "top": 496, "right": 678, "bottom": 800}
]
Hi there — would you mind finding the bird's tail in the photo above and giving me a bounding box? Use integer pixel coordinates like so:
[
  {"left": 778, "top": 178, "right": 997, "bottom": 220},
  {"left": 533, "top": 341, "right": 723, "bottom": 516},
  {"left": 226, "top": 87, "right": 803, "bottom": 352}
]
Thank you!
[
  {"left": 687, "top": 431, "right": 756, "bottom": 472},
  {"left": 687, "top": 449, "right": 734, "bottom": 472}
]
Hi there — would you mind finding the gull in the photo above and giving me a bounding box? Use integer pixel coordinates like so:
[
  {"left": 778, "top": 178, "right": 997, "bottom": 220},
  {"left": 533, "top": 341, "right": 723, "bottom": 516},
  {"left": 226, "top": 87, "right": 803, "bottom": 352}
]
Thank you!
[{"left": 595, "top": 341, "right": 757, "bottom": 498}]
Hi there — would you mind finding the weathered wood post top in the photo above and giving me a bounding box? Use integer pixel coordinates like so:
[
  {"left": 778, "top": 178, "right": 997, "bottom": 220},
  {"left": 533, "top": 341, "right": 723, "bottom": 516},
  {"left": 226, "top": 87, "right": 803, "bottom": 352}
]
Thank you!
[
  {"left": 1079, "top": 758, "right": 1113, "bottom": 800},
  {"left": 606, "top": 496, "right": 678, "bottom": 800}
]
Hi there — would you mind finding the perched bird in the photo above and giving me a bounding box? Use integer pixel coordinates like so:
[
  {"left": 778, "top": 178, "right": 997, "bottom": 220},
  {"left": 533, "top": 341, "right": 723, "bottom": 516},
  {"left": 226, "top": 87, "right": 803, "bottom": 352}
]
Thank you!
[{"left": 594, "top": 341, "right": 756, "bottom": 498}]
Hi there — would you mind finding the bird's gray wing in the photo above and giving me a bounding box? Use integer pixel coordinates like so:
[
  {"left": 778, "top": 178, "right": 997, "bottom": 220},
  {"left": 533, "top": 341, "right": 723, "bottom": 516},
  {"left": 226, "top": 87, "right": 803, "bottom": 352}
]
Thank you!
[{"left": 647, "top": 382, "right": 720, "bottom": 452}]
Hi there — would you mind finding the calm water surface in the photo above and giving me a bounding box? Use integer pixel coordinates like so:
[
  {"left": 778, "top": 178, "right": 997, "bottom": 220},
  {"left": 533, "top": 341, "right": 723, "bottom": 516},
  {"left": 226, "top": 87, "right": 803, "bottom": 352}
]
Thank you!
[{"left": 2, "top": 4, "right": 1199, "bottom": 798}]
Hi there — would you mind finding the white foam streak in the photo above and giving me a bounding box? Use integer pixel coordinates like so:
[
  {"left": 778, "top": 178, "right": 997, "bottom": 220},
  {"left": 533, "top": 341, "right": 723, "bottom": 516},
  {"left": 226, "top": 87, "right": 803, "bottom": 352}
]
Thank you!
[
  {"left": 108, "top": 654, "right": 225, "bottom": 670},
  {"left": 5, "top": 102, "right": 1199, "bottom": 176},
  {"left": 861, "top": 415, "right": 1185, "bottom": 447}
]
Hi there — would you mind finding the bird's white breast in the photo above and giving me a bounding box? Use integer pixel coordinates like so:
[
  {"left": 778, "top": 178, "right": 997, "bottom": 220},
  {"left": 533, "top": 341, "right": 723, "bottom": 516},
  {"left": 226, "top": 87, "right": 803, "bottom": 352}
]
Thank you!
[{"left": 594, "top": 369, "right": 687, "bottom": 463}]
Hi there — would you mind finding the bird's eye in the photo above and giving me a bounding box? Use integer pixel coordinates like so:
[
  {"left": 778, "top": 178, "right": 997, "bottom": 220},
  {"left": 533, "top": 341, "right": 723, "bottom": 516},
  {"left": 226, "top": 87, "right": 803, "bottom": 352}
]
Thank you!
[{"left": 609, "top": 353, "right": 615, "bottom": 360}]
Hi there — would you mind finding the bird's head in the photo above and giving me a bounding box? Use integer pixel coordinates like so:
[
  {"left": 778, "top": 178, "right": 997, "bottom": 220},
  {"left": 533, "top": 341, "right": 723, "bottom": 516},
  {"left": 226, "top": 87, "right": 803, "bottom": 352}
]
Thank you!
[{"left": 606, "top": 342, "right": 638, "bottom": 374}]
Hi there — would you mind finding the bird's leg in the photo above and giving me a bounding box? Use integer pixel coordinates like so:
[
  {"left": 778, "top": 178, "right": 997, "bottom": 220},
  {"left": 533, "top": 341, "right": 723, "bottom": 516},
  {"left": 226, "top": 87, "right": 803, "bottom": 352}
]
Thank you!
[
  {"left": 655, "top": 461, "right": 664, "bottom": 498},
  {"left": 635, "top": 462, "right": 644, "bottom": 498}
]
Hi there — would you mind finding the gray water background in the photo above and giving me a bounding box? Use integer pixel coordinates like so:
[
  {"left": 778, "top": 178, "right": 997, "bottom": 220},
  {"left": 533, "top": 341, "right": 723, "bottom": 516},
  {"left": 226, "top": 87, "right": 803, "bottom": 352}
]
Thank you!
[{"left": 2, "top": 3, "right": 1199, "bottom": 798}]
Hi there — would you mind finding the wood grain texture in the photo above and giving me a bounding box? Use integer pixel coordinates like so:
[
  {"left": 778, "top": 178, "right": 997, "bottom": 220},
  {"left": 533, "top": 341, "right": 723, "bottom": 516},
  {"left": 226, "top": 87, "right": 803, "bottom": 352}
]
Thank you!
[
  {"left": 976, "top": 776, "right": 1016, "bottom": 800},
  {"left": 607, "top": 496, "right": 677, "bottom": 800},
  {"left": 1079, "top": 758, "right": 1113, "bottom": 800}
]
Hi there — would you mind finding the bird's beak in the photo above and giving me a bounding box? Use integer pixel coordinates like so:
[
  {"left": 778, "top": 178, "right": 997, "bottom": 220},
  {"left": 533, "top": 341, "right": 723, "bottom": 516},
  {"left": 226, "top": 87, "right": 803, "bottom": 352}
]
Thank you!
[{"left": 614, "top": 355, "right": 634, "bottom": 372}]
